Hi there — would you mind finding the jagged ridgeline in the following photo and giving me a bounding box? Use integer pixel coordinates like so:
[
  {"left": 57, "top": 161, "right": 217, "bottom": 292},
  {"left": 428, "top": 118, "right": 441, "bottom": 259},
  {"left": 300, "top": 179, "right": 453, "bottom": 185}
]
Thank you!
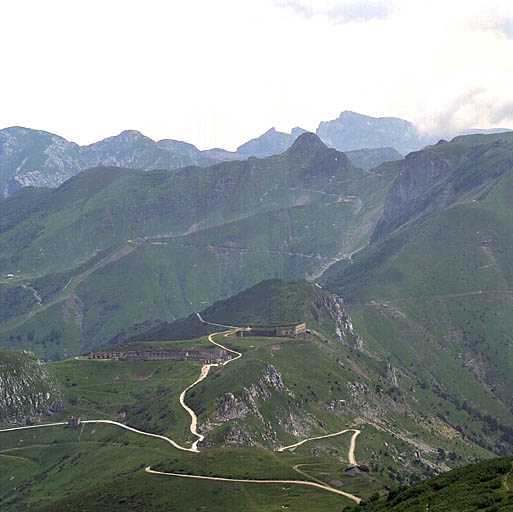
[
  {"left": 0, "top": 348, "right": 63, "bottom": 426},
  {"left": 0, "top": 112, "right": 429, "bottom": 199},
  {"left": 0, "top": 134, "right": 397, "bottom": 360}
]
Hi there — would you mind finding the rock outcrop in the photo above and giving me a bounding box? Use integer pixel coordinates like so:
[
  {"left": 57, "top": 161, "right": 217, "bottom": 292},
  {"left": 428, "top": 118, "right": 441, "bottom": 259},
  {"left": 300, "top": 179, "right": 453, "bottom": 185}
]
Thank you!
[{"left": 0, "top": 348, "right": 63, "bottom": 426}]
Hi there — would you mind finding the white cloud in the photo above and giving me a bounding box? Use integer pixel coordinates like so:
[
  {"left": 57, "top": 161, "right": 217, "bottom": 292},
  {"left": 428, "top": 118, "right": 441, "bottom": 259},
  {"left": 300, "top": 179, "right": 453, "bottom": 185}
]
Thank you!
[
  {"left": 0, "top": 0, "right": 511, "bottom": 149},
  {"left": 273, "top": 0, "right": 396, "bottom": 24}
]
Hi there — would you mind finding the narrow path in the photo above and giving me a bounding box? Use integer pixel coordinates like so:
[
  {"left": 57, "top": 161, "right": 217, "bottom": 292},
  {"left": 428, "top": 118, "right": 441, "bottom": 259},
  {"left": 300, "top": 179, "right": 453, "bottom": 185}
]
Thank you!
[
  {"left": 504, "top": 462, "right": 512, "bottom": 492},
  {"left": 179, "top": 362, "right": 219, "bottom": 452},
  {"left": 292, "top": 464, "right": 361, "bottom": 503},
  {"left": 80, "top": 420, "right": 198, "bottom": 452},
  {"left": 144, "top": 466, "right": 361, "bottom": 503},
  {"left": 180, "top": 330, "right": 242, "bottom": 450},
  {"left": 278, "top": 429, "right": 360, "bottom": 465},
  {"left": 22, "top": 284, "right": 42, "bottom": 306},
  {"left": 308, "top": 243, "right": 368, "bottom": 281},
  {"left": 196, "top": 312, "right": 238, "bottom": 330},
  {"left": 0, "top": 420, "right": 197, "bottom": 453},
  {"left": 0, "top": 422, "right": 67, "bottom": 432},
  {"left": 183, "top": 243, "right": 339, "bottom": 262},
  {"left": 358, "top": 289, "right": 513, "bottom": 306},
  {"left": 293, "top": 463, "right": 329, "bottom": 486},
  {"left": 0, "top": 243, "right": 139, "bottom": 334}
]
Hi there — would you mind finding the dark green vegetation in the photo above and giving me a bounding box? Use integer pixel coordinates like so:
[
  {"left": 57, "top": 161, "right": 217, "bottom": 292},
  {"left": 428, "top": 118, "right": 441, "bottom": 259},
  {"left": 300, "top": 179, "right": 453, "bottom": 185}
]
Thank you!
[
  {"left": 350, "top": 456, "right": 513, "bottom": 511},
  {"left": 0, "top": 133, "right": 396, "bottom": 359},
  {"left": 0, "top": 423, "right": 365, "bottom": 511}
]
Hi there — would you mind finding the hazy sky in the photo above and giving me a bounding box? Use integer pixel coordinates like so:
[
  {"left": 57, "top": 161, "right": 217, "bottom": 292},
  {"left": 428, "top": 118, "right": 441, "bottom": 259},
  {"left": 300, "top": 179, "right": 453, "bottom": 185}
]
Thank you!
[{"left": 1, "top": 0, "right": 512, "bottom": 150}]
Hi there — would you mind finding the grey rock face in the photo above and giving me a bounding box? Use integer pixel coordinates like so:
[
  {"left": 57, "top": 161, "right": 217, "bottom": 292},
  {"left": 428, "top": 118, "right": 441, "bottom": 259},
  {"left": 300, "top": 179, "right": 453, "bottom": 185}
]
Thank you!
[
  {"left": 370, "top": 142, "right": 464, "bottom": 241},
  {"left": 316, "top": 111, "right": 428, "bottom": 155},
  {"left": 0, "top": 127, "right": 83, "bottom": 198},
  {"left": 0, "top": 349, "right": 63, "bottom": 426},
  {"left": 0, "top": 128, "right": 220, "bottom": 199},
  {"left": 237, "top": 127, "right": 307, "bottom": 157},
  {"left": 1, "top": 113, "right": 510, "bottom": 198},
  {"left": 314, "top": 291, "right": 363, "bottom": 349}
]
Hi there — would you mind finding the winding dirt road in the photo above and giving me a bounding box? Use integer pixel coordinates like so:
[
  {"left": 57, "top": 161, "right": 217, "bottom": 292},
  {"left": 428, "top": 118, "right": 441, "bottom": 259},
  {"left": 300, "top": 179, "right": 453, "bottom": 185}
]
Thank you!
[
  {"left": 144, "top": 466, "right": 361, "bottom": 503},
  {"left": 278, "top": 428, "right": 360, "bottom": 465},
  {"left": 0, "top": 419, "right": 198, "bottom": 453},
  {"left": 180, "top": 330, "right": 242, "bottom": 451},
  {"left": 0, "top": 328, "right": 363, "bottom": 503}
]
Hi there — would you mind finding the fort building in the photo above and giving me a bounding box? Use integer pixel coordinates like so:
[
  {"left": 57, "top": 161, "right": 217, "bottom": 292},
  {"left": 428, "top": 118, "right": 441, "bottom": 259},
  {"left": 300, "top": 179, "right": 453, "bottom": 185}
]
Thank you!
[
  {"left": 88, "top": 347, "right": 229, "bottom": 364},
  {"left": 235, "top": 322, "right": 307, "bottom": 338}
]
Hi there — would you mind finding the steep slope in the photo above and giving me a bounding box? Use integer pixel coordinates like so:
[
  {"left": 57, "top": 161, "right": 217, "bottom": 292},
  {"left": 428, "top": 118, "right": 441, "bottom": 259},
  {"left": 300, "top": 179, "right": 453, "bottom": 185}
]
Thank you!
[
  {"left": 316, "top": 111, "right": 511, "bottom": 156},
  {"left": 81, "top": 130, "right": 215, "bottom": 170},
  {"left": 372, "top": 132, "right": 513, "bottom": 241},
  {"left": 0, "top": 127, "right": 83, "bottom": 197},
  {"left": 130, "top": 279, "right": 512, "bottom": 464},
  {"left": 321, "top": 132, "right": 513, "bottom": 458},
  {"left": 0, "top": 348, "right": 62, "bottom": 426},
  {"left": 0, "top": 128, "right": 224, "bottom": 199},
  {"left": 0, "top": 134, "right": 397, "bottom": 359},
  {"left": 2, "top": 115, "right": 510, "bottom": 198},
  {"left": 0, "top": 278, "right": 509, "bottom": 510},
  {"left": 353, "top": 456, "right": 513, "bottom": 511}
]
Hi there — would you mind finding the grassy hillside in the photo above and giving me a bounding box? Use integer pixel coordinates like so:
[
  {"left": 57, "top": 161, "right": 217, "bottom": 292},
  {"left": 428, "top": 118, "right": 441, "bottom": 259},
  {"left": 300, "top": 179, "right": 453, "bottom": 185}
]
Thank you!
[
  {"left": 321, "top": 132, "right": 513, "bottom": 457},
  {"left": 0, "top": 328, "right": 492, "bottom": 510},
  {"left": 0, "top": 275, "right": 509, "bottom": 510},
  {"left": 0, "top": 134, "right": 397, "bottom": 359},
  {"left": 131, "top": 279, "right": 354, "bottom": 342},
  {"left": 351, "top": 456, "right": 513, "bottom": 511}
]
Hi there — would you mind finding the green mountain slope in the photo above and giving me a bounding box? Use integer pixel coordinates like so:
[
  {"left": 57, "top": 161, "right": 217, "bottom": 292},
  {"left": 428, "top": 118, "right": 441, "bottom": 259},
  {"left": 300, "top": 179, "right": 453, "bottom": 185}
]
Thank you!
[
  {"left": 0, "top": 134, "right": 397, "bottom": 359},
  {"left": 130, "top": 278, "right": 355, "bottom": 342},
  {"left": 321, "top": 132, "right": 513, "bottom": 457},
  {"left": 352, "top": 456, "right": 513, "bottom": 512},
  {"left": 0, "top": 278, "right": 510, "bottom": 510},
  {"left": 372, "top": 132, "right": 513, "bottom": 241}
]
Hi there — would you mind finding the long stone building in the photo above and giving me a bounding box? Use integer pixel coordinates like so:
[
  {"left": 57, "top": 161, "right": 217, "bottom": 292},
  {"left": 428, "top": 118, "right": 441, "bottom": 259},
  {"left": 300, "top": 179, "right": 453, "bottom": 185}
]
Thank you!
[
  {"left": 89, "top": 347, "right": 229, "bottom": 364},
  {"left": 235, "top": 322, "right": 307, "bottom": 338}
]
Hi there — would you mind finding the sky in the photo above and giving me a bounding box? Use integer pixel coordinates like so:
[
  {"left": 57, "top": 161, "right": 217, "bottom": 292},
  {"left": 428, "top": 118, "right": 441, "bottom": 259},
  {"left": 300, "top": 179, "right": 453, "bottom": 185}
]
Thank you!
[{"left": 1, "top": 0, "right": 512, "bottom": 150}]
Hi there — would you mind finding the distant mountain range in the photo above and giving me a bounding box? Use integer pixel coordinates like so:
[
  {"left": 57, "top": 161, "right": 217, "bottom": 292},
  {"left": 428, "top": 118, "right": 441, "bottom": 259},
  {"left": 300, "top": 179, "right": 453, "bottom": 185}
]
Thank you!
[{"left": 2, "top": 111, "right": 509, "bottom": 198}]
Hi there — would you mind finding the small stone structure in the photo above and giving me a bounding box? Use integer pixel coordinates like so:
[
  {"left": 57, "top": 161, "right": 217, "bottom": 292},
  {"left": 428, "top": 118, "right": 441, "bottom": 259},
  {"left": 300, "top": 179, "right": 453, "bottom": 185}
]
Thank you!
[
  {"left": 235, "top": 323, "right": 307, "bottom": 338},
  {"left": 88, "top": 347, "right": 229, "bottom": 364},
  {"left": 68, "top": 415, "right": 81, "bottom": 427},
  {"left": 343, "top": 464, "right": 370, "bottom": 475}
]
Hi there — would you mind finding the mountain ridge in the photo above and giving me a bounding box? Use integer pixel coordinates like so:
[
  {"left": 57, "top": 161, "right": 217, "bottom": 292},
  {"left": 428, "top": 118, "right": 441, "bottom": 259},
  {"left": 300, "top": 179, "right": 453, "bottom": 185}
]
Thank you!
[{"left": 3, "top": 111, "right": 508, "bottom": 198}]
